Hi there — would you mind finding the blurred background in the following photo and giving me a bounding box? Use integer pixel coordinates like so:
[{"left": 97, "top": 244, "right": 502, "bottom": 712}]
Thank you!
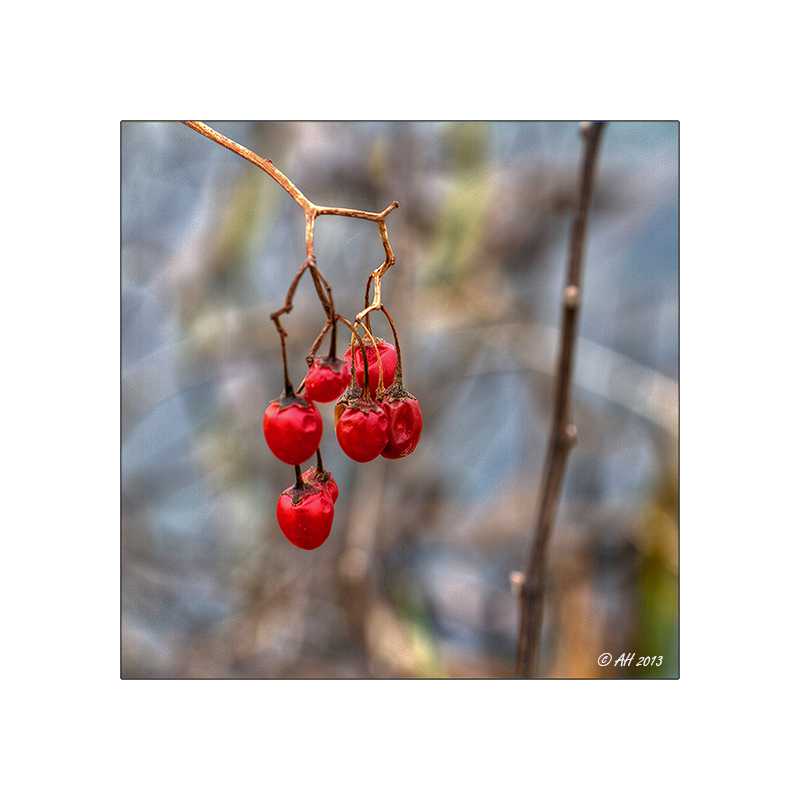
[{"left": 121, "top": 121, "right": 678, "bottom": 679}]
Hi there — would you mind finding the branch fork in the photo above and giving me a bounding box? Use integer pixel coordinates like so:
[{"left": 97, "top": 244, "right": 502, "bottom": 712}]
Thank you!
[{"left": 181, "top": 121, "right": 400, "bottom": 390}]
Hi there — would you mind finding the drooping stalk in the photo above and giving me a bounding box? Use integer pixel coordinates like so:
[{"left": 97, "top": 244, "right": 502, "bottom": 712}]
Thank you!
[
  {"left": 379, "top": 304, "right": 404, "bottom": 389},
  {"left": 182, "top": 121, "right": 399, "bottom": 400}
]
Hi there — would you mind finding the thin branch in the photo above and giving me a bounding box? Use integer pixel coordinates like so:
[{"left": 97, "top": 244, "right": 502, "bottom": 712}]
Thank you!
[
  {"left": 180, "top": 122, "right": 399, "bottom": 225},
  {"left": 355, "top": 219, "right": 396, "bottom": 331},
  {"left": 317, "top": 201, "right": 399, "bottom": 223},
  {"left": 515, "top": 121, "right": 606, "bottom": 679},
  {"left": 181, "top": 120, "right": 310, "bottom": 208}
]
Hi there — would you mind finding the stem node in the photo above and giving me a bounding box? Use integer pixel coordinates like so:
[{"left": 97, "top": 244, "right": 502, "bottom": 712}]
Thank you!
[{"left": 515, "top": 121, "right": 606, "bottom": 679}]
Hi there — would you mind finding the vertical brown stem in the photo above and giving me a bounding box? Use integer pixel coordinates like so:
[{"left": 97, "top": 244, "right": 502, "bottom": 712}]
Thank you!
[
  {"left": 274, "top": 319, "right": 294, "bottom": 396},
  {"left": 515, "top": 121, "right": 606, "bottom": 678}
]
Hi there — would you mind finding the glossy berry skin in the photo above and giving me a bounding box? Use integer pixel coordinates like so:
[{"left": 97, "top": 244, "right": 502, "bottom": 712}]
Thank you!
[
  {"left": 381, "top": 393, "right": 423, "bottom": 459},
  {"left": 277, "top": 483, "right": 334, "bottom": 550},
  {"left": 302, "top": 467, "right": 339, "bottom": 504},
  {"left": 336, "top": 402, "right": 390, "bottom": 463},
  {"left": 304, "top": 357, "right": 351, "bottom": 403},
  {"left": 263, "top": 395, "right": 323, "bottom": 465},
  {"left": 343, "top": 340, "right": 397, "bottom": 399}
]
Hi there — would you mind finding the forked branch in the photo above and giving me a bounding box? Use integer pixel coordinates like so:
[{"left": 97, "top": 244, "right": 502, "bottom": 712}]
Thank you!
[
  {"left": 181, "top": 121, "right": 400, "bottom": 389},
  {"left": 181, "top": 121, "right": 398, "bottom": 226}
]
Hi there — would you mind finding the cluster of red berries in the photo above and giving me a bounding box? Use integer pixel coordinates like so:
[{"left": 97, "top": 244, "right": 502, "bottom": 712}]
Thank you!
[
  {"left": 263, "top": 332, "right": 422, "bottom": 550},
  {"left": 336, "top": 339, "right": 423, "bottom": 462}
]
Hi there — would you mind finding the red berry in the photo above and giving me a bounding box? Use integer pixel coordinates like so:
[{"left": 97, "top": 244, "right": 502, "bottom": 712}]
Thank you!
[
  {"left": 335, "top": 401, "right": 390, "bottom": 463},
  {"left": 343, "top": 340, "right": 397, "bottom": 399},
  {"left": 301, "top": 466, "right": 339, "bottom": 504},
  {"left": 304, "top": 357, "right": 350, "bottom": 403},
  {"left": 381, "top": 392, "right": 423, "bottom": 459},
  {"left": 263, "top": 395, "right": 323, "bottom": 465},
  {"left": 277, "top": 481, "right": 334, "bottom": 550}
]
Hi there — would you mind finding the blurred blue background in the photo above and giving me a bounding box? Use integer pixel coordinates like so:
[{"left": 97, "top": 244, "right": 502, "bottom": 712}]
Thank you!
[{"left": 121, "top": 121, "right": 678, "bottom": 678}]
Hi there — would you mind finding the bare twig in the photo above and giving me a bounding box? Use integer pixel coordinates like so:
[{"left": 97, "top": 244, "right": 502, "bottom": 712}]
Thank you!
[
  {"left": 181, "top": 121, "right": 398, "bottom": 227},
  {"left": 356, "top": 218, "right": 397, "bottom": 330},
  {"left": 515, "top": 121, "right": 606, "bottom": 678}
]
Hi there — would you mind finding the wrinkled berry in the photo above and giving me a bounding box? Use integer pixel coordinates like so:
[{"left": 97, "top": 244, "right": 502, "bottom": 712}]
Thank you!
[
  {"left": 343, "top": 339, "right": 397, "bottom": 399},
  {"left": 277, "top": 480, "right": 334, "bottom": 550},
  {"left": 304, "top": 357, "right": 351, "bottom": 403},
  {"left": 263, "top": 395, "right": 323, "bottom": 465},
  {"left": 302, "top": 466, "right": 339, "bottom": 504},
  {"left": 380, "top": 392, "right": 423, "bottom": 459},
  {"left": 335, "top": 400, "right": 390, "bottom": 463}
]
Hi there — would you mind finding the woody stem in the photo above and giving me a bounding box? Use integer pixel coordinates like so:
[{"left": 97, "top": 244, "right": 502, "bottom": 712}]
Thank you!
[{"left": 515, "top": 121, "right": 606, "bottom": 678}]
